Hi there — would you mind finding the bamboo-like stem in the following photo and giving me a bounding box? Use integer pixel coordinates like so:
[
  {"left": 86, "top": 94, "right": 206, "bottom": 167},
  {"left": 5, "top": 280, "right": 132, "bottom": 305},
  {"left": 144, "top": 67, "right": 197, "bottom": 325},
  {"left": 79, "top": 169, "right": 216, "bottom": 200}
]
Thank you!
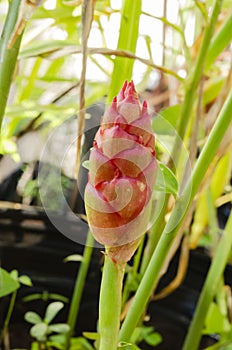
[
  {"left": 119, "top": 86, "right": 232, "bottom": 342},
  {"left": 139, "top": 0, "right": 222, "bottom": 279},
  {"left": 171, "top": 0, "right": 223, "bottom": 164},
  {"left": 99, "top": 253, "right": 125, "bottom": 350},
  {"left": 65, "top": 231, "right": 94, "bottom": 349},
  {"left": 122, "top": 235, "right": 145, "bottom": 307},
  {"left": 182, "top": 212, "right": 232, "bottom": 350},
  {"left": 205, "top": 12, "right": 232, "bottom": 71},
  {"left": 162, "top": 0, "right": 167, "bottom": 66},
  {"left": 74, "top": 0, "right": 95, "bottom": 179},
  {"left": 0, "top": 0, "right": 22, "bottom": 134},
  {"left": 107, "top": 0, "right": 142, "bottom": 102}
]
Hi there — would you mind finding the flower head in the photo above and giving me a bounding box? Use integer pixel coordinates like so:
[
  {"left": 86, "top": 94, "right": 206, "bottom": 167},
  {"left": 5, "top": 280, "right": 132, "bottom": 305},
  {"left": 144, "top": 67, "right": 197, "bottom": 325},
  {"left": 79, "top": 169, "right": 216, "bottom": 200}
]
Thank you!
[{"left": 84, "top": 81, "right": 157, "bottom": 258}]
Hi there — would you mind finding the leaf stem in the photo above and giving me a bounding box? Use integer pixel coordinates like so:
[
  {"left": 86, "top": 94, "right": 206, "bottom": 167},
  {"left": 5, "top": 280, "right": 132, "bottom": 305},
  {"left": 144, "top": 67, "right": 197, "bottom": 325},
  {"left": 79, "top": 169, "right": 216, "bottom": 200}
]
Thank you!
[
  {"left": 182, "top": 211, "right": 232, "bottom": 350},
  {"left": 99, "top": 253, "right": 125, "bottom": 350},
  {"left": 119, "top": 84, "right": 232, "bottom": 343},
  {"left": 107, "top": 0, "right": 142, "bottom": 102},
  {"left": 139, "top": 0, "right": 223, "bottom": 283},
  {"left": 0, "top": 290, "right": 17, "bottom": 345},
  {"left": 65, "top": 231, "right": 94, "bottom": 349},
  {"left": 205, "top": 12, "right": 232, "bottom": 72},
  {"left": 171, "top": 0, "right": 223, "bottom": 163},
  {"left": 0, "top": 0, "right": 22, "bottom": 134},
  {"left": 122, "top": 235, "right": 145, "bottom": 307}
]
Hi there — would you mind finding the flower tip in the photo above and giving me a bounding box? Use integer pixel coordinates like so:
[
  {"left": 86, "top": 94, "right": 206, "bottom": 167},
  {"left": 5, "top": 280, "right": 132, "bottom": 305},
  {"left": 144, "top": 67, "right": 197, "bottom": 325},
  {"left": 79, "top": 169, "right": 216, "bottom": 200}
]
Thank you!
[
  {"left": 118, "top": 80, "right": 128, "bottom": 101},
  {"left": 130, "top": 80, "right": 135, "bottom": 89},
  {"left": 127, "top": 83, "right": 134, "bottom": 96},
  {"left": 122, "top": 80, "right": 128, "bottom": 89},
  {"left": 143, "top": 100, "right": 148, "bottom": 109},
  {"left": 111, "top": 96, "right": 118, "bottom": 110}
]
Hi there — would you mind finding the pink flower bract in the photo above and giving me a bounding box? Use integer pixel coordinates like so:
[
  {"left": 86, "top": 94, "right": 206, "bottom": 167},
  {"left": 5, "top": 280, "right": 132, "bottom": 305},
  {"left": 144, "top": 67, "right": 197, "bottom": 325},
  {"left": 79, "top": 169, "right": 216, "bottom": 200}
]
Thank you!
[{"left": 84, "top": 81, "right": 157, "bottom": 248}]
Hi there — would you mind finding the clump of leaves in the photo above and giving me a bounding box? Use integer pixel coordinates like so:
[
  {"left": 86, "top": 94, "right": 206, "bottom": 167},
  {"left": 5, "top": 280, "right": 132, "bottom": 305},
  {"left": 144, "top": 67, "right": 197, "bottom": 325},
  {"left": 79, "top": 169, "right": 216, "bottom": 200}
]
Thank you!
[{"left": 25, "top": 301, "right": 70, "bottom": 348}]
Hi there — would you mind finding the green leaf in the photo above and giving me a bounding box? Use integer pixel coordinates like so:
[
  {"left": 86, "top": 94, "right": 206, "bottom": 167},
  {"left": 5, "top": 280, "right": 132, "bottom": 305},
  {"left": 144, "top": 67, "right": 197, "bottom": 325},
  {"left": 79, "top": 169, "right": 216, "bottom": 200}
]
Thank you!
[
  {"left": 82, "top": 332, "right": 100, "bottom": 341},
  {"left": 48, "top": 323, "right": 70, "bottom": 334},
  {"left": 46, "top": 341, "right": 64, "bottom": 350},
  {"left": 153, "top": 105, "right": 181, "bottom": 133},
  {"left": 23, "top": 291, "right": 68, "bottom": 303},
  {"left": 126, "top": 273, "right": 141, "bottom": 292},
  {"left": 118, "top": 342, "right": 141, "bottom": 350},
  {"left": 30, "top": 322, "right": 48, "bottom": 341},
  {"left": 19, "top": 275, "right": 33, "bottom": 287},
  {"left": 64, "top": 254, "right": 83, "bottom": 263},
  {"left": 144, "top": 332, "right": 162, "bottom": 346},
  {"left": 19, "top": 40, "right": 76, "bottom": 59},
  {"left": 82, "top": 160, "right": 90, "bottom": 170},
  {"left": 0, "top": 268, "right": 20, "bottom": 297},
  {"left": 10, "top": 269, "right": 19, "bottom": 280},
  {"left": 205, "top": 13, "right": 232, "bottom": 71},
  {"left": 204, "top": 301, "right": 230, "bottom": 334},
  {"left": 71, "top": 337, "right": 95, "bottom": 350},
  {"left": 25, "top": 311, "right": 43, "bottom": 325},
  {"left": 44, "top": 302, "right": 64, "bottom": 324},
  {"left": 154, "top": 161, "right": 178, "bottom": 196},
  {"left": 31, "top": 341, "right": 40, "bottom": 350},
  {"left": 203, "top": 76, "right": 225, "bottom": 106},
  {"left": 48, "top": 334, "right": 66, "bottom": 348},
  {"left": 131, "top": 326, "right": 154, "bottom": 344}
]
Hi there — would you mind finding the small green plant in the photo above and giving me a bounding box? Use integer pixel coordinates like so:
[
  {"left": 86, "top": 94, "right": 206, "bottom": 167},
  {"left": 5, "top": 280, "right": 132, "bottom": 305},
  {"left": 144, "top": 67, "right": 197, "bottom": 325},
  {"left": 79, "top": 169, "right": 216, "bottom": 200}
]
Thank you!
[
  {"left": 25, "top": 301, "right": 70, "bottom": 349},
  {"left": 0, "top": 268, "right": 32, "bottom": 347}
]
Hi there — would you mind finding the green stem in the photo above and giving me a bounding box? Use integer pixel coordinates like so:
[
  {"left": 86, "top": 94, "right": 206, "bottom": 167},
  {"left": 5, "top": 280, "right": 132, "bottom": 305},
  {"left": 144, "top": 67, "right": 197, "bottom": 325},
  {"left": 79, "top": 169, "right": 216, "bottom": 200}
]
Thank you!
[
  {"left": 0, "top": 290, "right": 17, "bottom": 344},
  {"left": 65, "top": 231, "right": 94, "bottom": 349},
  {"left": 107, "top": 0, "right": 141, "bottom": 102},
  {"left": 182, "top": 212, "right": 232, "bottom": 350},
  {"left": 140, "top": 194, "right": 169, "bottom": 274},
  {"left": 171, "top": 0, "right": 222, "bottom": 162},
  {"left": 205, "top": 12, "right": 232, "bottom": 72},
  {"left": 0, "top": 0, "right": 22, "bottom": 134},
  {"left": 99, "top": 253, "right": 125, "bottom": 350},
  {"left": 140, "top": 0, "right": 222, "bottom": 274},
  {"left": 122, "top": 236, "right": 145, "bottom": 307},
  {"left": 119, "top": 85, "right": 232, "bottom": 343}
]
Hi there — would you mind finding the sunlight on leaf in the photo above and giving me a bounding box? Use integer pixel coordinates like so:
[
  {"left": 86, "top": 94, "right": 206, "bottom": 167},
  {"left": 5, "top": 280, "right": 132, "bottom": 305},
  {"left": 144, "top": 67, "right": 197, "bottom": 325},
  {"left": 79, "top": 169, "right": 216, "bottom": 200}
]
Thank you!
[{"left": 0, "top": 268, "right": 20, "bottom": 297}]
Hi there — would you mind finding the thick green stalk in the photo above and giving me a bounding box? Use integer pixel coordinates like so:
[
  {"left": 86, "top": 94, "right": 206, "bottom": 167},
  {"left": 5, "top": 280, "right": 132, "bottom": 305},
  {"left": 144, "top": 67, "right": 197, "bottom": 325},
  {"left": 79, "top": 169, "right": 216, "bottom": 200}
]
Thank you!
[
  {"left": 182, "top": 212, "right": 232, "bottom": 350},
  {"left": 119, "top": 87, "right": 232, "bottom": 342},
  {"left": 99, "top": 254, "right": 125, "bottom": 350},
  {"left": 65, "top": 231, "right": 94, "bottom": 349},
  {"left": 139, "top": 0, "right": 222, "bottom": 274},
  {"left": 171, "top": 0, "right": 223, "bottom": 162},
  {"left": 107, "top": 0, "right": 141, "bottom": 102},
  {"left": 122, "top": 236, "right": 145, "bottom": 307},
  {"left": 0, "top": 0, "right": 22, "bottom": 134}
]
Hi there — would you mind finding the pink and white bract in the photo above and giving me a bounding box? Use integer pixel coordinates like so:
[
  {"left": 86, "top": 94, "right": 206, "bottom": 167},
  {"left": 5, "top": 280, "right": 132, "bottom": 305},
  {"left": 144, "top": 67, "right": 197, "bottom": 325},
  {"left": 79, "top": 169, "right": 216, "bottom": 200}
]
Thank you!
[{"left": 84, "top": 81, "right": 157, "bottom": 249}]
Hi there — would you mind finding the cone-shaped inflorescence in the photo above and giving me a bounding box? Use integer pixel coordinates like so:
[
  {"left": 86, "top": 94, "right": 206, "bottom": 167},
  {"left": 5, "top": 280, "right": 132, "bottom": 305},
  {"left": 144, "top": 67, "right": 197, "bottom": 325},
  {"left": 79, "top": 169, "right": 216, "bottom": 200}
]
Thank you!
[{"left": 85, "top": 81, "right": 157, "bottom": 262}]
